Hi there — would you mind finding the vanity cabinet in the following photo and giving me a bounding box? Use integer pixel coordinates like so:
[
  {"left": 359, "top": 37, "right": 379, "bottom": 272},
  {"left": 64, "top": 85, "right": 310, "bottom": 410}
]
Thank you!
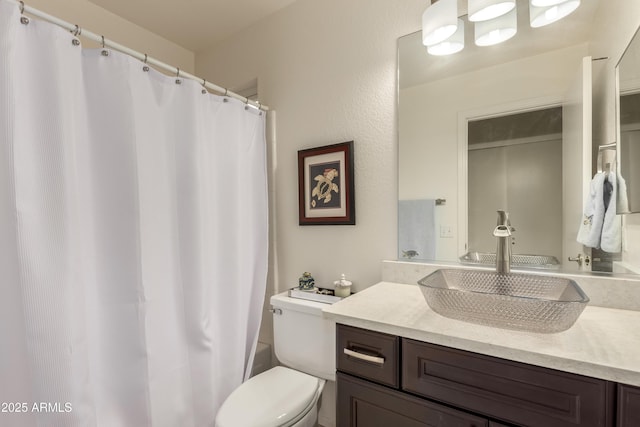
[{"left": 336, "top": 324, "right": 622, "bottom": 427}]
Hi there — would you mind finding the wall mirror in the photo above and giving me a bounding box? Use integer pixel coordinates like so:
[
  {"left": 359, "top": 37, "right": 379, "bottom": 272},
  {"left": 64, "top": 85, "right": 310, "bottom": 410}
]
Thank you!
[
  {"left": 618, "top": 25, "right": 640, "bottom": 214},
  {"left": 398, "top": 0, "right": 639, "bottom": 275}
]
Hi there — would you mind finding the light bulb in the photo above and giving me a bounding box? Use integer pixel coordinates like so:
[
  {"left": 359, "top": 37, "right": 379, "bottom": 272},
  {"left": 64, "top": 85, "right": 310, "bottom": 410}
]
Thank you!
[
  {"left": 530, "top": 0, "right": 580, "bottom": 27},
  {"left": 427, "top": 19, "right": 465, "bottom": 55},
  {"left": 469, "top": 0, "right": 516, "bottom": 22}
]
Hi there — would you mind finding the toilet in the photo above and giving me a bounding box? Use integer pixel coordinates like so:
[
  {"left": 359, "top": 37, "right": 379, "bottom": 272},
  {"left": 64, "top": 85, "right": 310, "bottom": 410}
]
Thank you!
[{"left": 215, "top": 292, "right": 336, "bottom": 427}]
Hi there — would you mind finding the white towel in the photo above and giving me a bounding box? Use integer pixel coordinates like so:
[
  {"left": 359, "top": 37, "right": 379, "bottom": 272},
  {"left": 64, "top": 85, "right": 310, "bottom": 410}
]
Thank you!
[
  {"left": 601, "top": 172, "right": 622, "bottom": 253},
  {"left": 577, "top": 172, "right": 607, "bottom": 248},
  {"left": 398, "top": 199, "right": 436, "bottom": 260}
]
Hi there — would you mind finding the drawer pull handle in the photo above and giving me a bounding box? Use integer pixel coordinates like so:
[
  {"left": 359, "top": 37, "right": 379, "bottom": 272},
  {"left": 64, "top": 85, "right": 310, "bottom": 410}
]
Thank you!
[{"left": 344, "top": 348, "right": 385, "bottom": 365}]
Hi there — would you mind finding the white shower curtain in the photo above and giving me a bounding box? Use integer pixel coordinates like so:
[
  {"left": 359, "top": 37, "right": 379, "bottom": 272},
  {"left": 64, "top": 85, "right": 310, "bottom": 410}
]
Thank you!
[{"left": 0, "top": 1, "right": 268, "bottom": 426}]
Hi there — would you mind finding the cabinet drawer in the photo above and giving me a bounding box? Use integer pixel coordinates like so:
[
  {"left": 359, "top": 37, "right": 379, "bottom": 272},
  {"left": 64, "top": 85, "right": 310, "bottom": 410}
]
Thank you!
[
  {"left": 337, "top": 324, "right": 400, "bottom": 388},
  {"left": 618, "top": 384, "right": 640, "bottom": 426},
  {"left": 402, "top": 339, "right": 614, "bottom": 427},
  {"left": 338, "top": 372, "right": 488, "bottom": 427}
]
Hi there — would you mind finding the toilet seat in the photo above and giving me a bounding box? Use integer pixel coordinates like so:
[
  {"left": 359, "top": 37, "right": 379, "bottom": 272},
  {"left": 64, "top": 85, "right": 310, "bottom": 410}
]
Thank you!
[{"left": 215, "top": 366, "right": 322, "bottom": 427}]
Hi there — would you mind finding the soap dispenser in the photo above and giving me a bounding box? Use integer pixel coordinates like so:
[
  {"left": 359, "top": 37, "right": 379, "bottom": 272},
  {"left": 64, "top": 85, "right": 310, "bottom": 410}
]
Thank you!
[{"left": 333, "top": 274, "right": 352, "bottom": 298}]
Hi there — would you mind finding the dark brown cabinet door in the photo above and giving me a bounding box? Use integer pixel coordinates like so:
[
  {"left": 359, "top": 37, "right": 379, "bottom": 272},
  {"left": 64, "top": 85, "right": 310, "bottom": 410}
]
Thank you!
[
  {"left": 618, "top": 384, "right": 640, "bottom": 426},
  {"left": 402, "top": 339, "right": 615, "bottom": 427},
  {"left": 337, "top": 372, "right": 488, "bottom": 427}
]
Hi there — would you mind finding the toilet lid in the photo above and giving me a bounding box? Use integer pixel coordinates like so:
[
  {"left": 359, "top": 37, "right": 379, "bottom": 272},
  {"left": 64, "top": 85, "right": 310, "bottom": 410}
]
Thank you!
[{"left": 216, "top": 366, "right": 320, "bottom": 427}]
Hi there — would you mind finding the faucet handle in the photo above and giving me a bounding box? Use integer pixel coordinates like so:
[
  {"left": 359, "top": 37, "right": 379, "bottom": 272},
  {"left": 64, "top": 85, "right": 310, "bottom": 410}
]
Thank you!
[{"left": 493, "top": 225, "right": 512, "bottom": 237}]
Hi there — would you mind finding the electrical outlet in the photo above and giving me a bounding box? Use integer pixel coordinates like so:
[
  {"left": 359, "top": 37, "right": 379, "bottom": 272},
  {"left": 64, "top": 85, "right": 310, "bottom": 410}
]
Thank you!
[{"left": 440, "top": 225, "right": 454, "bottom": 238}]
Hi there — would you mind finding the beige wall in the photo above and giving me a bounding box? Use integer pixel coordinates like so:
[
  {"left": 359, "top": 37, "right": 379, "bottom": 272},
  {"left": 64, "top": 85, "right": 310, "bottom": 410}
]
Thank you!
[
  {"left": 24, "top": 0, "right": 194, "bottom": 73},
  {"left": 197, "top": 0, "right": 425, "bottom": 293}
]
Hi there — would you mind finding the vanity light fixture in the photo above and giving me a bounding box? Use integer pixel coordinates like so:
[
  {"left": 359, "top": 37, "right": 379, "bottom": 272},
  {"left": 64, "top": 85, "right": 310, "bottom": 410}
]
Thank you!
[
  {"left": 423, "top": 0, "right": 578, "bottom": 56},
  {"left": 529, "top": 0, "right": 581, "bottom": 28},
  {"left": 475, "top": 7, "right": 517, "bottom": 46},
  {"left": 427, "top": 18, "right": 465, "bottom": 55},
  {"left": 422, "top": 0, "right": 459, "bottom": 46},
  {"left": 468, "top": 0, "right": 516, "bottom": 22}
]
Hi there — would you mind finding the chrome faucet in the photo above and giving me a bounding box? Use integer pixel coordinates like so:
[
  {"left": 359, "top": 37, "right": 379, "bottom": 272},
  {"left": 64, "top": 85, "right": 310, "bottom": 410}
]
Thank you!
[{"left": 493, "top": 210, "right": 515, "bottom": 274}]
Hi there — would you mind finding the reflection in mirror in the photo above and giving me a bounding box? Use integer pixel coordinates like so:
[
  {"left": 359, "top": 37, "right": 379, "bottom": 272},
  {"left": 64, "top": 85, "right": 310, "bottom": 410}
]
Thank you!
[
  {"left": 467, "top": 108, "right": 562, "bottom": 268},
  {"left": 619, "top": 26, "right": 640, "bottom": 213},
  {"left": 620, "top": 94, "right": 640, "bottom": 212},
  {"left": 398, "top": 0, "right": 640, "bottom": 275}
]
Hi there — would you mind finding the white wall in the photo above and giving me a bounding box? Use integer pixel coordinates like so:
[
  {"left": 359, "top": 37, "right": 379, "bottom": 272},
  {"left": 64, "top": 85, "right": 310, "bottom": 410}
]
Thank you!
[
  {"left": 196, "top": 0, "right": 425, "bottom": 291},
  {"left": 25, "top": 0, "right": 194, "bottom": 73}
]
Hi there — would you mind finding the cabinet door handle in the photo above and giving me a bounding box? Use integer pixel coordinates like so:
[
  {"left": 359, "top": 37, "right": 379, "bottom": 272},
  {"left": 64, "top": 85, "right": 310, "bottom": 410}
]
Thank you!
[{"left": 343, "top": 348, "right": 385, "bottom": 365}]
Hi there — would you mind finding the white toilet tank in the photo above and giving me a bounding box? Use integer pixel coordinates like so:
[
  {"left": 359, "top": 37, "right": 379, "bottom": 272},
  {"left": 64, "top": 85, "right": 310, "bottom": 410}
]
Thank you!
[{"left": 270, "top": 292, "right": 336, "bottom": 381}]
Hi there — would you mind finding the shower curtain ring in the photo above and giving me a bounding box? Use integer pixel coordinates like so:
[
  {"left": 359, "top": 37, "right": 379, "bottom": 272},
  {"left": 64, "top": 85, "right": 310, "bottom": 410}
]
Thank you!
[
  {"left": 18, "top": 1, "right": 29, "bottom": 24},
  {"left": 201, "top": 79, "right": 207, "bottom": 94},
  {"left": 142, "top": 54, "right": 149, "bottom": 72},
  {"left": 175, "top": 68, "right": 182, "bottom": 85},
  {"left": 72, "top": 25, "right": 81, "bottom": 37},
  {"left": 100, "top": 36, "right": 109, "bottom": 56}
]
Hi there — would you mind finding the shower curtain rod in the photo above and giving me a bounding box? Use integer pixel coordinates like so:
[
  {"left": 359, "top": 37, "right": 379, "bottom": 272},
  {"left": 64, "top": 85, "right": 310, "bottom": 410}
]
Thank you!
[{"left": 14, "top": 0, "right": 269, "bottom": 112}]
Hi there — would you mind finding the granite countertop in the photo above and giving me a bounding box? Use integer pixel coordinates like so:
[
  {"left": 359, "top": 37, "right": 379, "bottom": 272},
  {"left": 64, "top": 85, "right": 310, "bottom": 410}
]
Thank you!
[{"left": 322, "top": 281, "right": 640, "bottom": 387}]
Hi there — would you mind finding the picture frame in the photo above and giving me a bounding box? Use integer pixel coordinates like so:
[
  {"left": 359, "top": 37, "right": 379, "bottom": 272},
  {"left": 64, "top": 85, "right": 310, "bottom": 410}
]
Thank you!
[{"left": 298, "top": 141, "right": 355, "bottom": 225}]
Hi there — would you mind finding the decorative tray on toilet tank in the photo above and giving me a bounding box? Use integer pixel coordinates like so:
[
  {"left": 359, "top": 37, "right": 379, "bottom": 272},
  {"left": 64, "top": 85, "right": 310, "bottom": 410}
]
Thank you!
[{"left": 417, "top": 269, "right": 589, "bottom": 334}]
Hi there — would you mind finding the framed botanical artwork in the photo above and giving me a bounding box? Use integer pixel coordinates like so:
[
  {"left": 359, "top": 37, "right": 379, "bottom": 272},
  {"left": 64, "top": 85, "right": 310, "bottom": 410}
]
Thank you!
[{"left": 298, "top": 141, "right": 355, "bottom": 225}]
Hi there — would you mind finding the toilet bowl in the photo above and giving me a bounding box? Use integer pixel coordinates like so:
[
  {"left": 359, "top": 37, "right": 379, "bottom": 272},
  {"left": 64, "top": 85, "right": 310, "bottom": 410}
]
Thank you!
[
  {"left": 215, "top": 293, "right": 336, "bottom": 427},
  {"left": 215, "top": 366, "right": 325, "bottom": 427}
]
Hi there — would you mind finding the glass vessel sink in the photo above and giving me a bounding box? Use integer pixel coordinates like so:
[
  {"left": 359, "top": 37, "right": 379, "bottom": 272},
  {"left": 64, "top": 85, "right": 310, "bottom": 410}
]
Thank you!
[
  {"left": 459, "top": 252, "right": 560, "bottom": 270},
  {"left": 417, "top": 269, "right": 589, "bottom": 333}
]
